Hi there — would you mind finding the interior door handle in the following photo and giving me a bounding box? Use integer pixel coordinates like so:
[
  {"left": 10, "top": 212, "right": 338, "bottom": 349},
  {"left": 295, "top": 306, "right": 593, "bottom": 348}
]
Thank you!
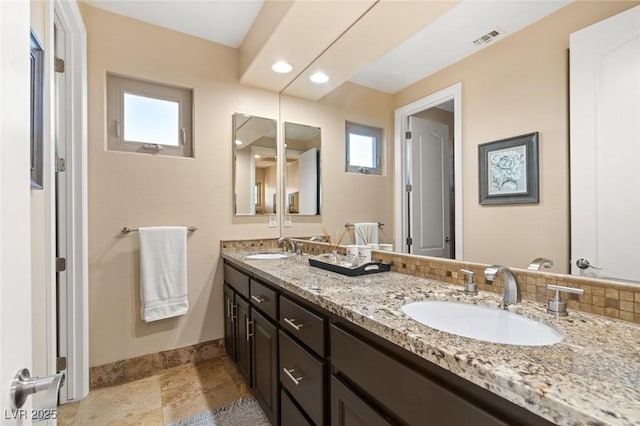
[
  {"left": 576, "top": 258, "right": 602, "bottom": 270},
  {"left": 10, "top": 369, "right": 65, "bottom": 409}
]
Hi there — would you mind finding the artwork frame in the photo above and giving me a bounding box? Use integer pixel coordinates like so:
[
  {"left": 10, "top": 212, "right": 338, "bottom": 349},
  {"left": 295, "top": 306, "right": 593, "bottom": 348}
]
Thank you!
[{"left": 478, "top": 132, "right": 539, "bottom": 205}]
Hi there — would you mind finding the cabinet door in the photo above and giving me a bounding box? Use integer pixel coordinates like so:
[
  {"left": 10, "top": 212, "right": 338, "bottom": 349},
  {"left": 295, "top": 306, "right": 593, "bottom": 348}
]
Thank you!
[
  {"left": 251, "top": 308, "right": 279, "bottom": 425},
  {"left": 223, "top": 285, "right": 236, "bottom": 360},
  {"left": 282, "top": 389, "right": 312, "bottom": 426},
  {"left": 331, "top": 376, "right": 392, "bottom": 426},
  {"left": 236, "top": 296, "right": 252, "bottom": 384}
]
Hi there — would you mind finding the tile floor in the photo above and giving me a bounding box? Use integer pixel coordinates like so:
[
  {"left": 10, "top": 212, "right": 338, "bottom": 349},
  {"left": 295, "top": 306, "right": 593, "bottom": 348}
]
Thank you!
[{"left": 57, "top": 355, "right": 251, "bottom": 425}]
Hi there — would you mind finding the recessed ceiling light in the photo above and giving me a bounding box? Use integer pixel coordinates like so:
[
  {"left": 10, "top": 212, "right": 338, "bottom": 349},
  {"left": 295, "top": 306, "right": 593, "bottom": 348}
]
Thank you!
[
  {"left": 235, "top": 140, "right": 242, "bottom": 145},
  {"left": 254, "top": 154, "right": 261, "bottom": 159},
  {"left": 272, "top": 61, "right": 293, "bottom": 74},
  {"left": 310, "top": 72, "right": 329, "bottom": 84}
]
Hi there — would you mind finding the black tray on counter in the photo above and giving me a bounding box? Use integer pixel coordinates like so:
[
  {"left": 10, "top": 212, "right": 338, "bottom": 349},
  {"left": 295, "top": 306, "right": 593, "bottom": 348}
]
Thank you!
[{"left": 309, "top": 254, "right": 390, "bottom": 276}]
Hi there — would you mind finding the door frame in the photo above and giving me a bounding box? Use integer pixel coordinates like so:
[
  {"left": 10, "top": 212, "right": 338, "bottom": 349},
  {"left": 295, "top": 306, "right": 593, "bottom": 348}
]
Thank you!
[
  {"left": 394, "top": 83, "right": 463, "bottom": 259},
  {"left": 46, "top": 0, "right": 89, "bottom": 403}
]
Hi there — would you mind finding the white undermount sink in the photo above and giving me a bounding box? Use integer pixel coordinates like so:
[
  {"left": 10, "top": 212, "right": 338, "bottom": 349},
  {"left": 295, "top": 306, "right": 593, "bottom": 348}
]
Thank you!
[
  {"left": 246, "top": 253, "right": 289, "bottom": 260},
  {"left": 401, "top": 300, "right": 563, "bottom": 346}
]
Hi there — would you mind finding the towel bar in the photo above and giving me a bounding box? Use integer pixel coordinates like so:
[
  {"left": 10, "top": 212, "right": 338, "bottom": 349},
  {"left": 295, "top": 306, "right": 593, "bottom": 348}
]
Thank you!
[
  {"left": 121, "top": 225, "right": 198, "bottom": 234},
  {"left": 344, "top": 222, "right": 384, "bottom": 228}
]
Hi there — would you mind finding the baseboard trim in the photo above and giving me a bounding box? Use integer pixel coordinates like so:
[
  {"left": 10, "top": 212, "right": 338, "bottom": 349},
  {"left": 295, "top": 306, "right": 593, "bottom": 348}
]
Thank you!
[{"left": 89, "top": 338, "right": 225, "bottom": 389}]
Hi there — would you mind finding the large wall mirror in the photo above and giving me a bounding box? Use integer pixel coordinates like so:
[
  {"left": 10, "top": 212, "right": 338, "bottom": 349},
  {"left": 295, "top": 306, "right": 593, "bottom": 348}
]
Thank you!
[
  {"left": 233, "top": 113, "right": 277, "bottom": 216},
  {"left": 284, "top": 122, "right": 321, "bottom": 216},
  {"left": 274, "top": 2, "right": 639, "bottom": 286}
]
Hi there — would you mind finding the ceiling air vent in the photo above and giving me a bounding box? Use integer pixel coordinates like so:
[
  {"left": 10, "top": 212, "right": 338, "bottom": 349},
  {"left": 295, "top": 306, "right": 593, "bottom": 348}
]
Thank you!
[{"left": 473, "top": 29, "right": 502, "bottom": 46}]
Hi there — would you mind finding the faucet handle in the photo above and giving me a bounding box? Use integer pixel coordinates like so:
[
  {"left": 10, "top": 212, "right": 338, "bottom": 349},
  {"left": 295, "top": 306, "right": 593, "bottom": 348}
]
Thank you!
[
  {"left": 547, "top": 284, "right": 584, "bottom": 316},
  {"left": 460, "top": 269, "right": 478, "bottom": 295}
]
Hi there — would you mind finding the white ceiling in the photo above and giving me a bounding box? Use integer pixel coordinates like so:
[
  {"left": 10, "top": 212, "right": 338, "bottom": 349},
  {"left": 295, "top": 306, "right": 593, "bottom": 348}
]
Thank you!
[
  {"left": 85, "top": 0, "right": 264, "bottom": 48},
  {"left": 351, "top": 0, "right": 572, "bottom": 93},
  {"left": 86, "top": 0, "right": 572, "bottom": 94}
]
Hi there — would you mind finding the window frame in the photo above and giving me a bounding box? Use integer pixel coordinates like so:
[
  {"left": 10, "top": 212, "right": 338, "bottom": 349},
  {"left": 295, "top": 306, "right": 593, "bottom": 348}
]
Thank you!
[
  {"left": 345, "top": 121, "right": 383, "bottom": 175},
  {"left": 30, "top": 29, "right": 44, "bottom": 189},
  {"left": 106, "top": 73, "right": 193, "bottom": 157}
]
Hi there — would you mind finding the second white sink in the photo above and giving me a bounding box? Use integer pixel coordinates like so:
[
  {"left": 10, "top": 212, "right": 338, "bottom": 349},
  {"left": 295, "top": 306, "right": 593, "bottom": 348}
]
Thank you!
[{"left": 401, "top": 300, "right": 563, "bottom": 346}]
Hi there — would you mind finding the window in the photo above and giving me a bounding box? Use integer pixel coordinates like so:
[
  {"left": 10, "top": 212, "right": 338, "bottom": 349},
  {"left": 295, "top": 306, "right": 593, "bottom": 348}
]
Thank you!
[
  {"left": 345, "top": 121, "right": 382, "bottom": 175},
  {"left": 30, "top": 29, "right": 44, "bottom": 189},
  {"left": 107, "top": 74, "right": 193, "bottom": 157}
]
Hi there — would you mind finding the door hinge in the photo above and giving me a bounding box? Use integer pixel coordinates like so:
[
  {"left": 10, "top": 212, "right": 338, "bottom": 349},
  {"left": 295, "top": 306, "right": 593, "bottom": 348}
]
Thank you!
[
  {"left": 406, "top": 237, "right": 413, "bottom": 246},
  {"left": 56, "top": 257, "right": 66, "bottom": 272},
  {"left": 54, "top": 57, "right": 65, "bottom": 73},
  {"left": 56, "top": 357, "right": 67, "bottom": 372},
  {"left": 56, "top": 158, "right": 66, "bottom": 172},
  {"left": 405, "top": 131, "right": 412, "bottom": 139},
  {"left": 406, "top": 184, "right": 412, "bottom": 192}
]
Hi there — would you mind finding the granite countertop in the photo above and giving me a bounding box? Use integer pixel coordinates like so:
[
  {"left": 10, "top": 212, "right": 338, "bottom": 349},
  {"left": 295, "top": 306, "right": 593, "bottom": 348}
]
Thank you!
[{"left": 221, "top": 249, "right": 640, "bottom": 426}]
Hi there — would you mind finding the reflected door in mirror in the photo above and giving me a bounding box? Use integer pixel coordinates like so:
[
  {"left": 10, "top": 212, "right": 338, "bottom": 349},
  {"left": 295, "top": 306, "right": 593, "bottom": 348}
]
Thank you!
[{"left": 285, "top": 122, "right": 321, "bottom": 216}]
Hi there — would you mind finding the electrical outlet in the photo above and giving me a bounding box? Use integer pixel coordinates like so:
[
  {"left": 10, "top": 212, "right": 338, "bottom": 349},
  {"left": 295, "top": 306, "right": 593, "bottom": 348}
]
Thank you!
[
  {"left": 284, "top": 215, "right": 292, "bottom": 227},
  {"left": 268, "top": 215, "right": 277, "bottom": 228}
]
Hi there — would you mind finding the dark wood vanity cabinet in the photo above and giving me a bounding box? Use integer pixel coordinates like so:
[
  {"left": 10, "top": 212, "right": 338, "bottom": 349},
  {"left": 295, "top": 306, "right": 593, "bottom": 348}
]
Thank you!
[
  {"left": 223, "top": 260, "right": 554, "bottom": 426},
  {"left": 223, "top": 264, "right": 252, "bottom": 384}
]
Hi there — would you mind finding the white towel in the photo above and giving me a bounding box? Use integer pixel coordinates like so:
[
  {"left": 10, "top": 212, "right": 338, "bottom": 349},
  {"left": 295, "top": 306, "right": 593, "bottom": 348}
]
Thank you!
[
  {"left": 354, "top": 222, "right": 379, "bottom": 245},
  {"left": 139, "top": 226, "right": 189, "bottom": 322}
]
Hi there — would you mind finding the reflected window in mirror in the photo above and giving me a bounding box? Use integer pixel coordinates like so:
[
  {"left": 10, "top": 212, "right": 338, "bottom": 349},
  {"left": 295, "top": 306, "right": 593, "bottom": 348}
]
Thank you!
[
  {"left": 284, "top": 122, "right": 321, "bottom": 216},
  {"left": 345, "top": 121, "right": 382, "bottom": 175},
  {"left": 233, "top": 113, "right": 277, "bottom": 216}
]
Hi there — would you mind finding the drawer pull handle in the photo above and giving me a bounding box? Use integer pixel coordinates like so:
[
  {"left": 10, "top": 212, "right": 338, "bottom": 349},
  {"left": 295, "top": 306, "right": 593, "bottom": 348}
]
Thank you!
[
  {"left": 283, "top": 368, "right": 303, "bottom": 386},
  {"left": 251, "top": 295, "right": 265, "bottom": 304},
  {"left": 284, "top": 317, "right": 304, "bottom": 331},
  {"left": 231, "top": 304, "right": 237, "bottom": 320}
]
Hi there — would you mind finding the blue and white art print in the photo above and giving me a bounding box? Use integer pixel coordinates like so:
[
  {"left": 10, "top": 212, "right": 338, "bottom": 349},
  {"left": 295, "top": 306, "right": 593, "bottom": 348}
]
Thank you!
[{"left": 487, "top": 145, "right": 527, "bottom": 196}]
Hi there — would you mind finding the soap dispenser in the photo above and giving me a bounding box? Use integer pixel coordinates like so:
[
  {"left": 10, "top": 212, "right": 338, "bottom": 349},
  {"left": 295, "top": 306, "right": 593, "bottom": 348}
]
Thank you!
[{"left": 460, "top": 269, "right": 478, "bottom": 295}]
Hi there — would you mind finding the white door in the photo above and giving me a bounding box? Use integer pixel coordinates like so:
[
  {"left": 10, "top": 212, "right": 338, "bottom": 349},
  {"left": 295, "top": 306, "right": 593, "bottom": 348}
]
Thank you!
[
  {"left": 570, "top": 6, "right": 640, "bottom": 282},
  {"left": 1, "top": 0, "right": 34, "bottom": 421},
  {"left": 408, "top": 116, "right": 451, "bottom": 258},
  {"left": 298, "top": 147, "right": 318, "bottom": 215}
]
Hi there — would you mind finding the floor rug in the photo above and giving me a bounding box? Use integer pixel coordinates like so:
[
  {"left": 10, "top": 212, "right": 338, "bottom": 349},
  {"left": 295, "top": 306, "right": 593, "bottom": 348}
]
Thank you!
[{"left": 169, "top": 397, "right": 270, "bottom": 426}]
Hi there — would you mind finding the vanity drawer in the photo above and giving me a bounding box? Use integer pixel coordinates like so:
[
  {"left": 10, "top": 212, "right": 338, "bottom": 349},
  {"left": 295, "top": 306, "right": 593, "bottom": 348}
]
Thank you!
[
  {"left": 331, "top": 325, "right": 509, "bottom": 426},
  {"left": 224, "top": 263, "right": 249, "bottom": 299},
  {"left": 279, "top": 330, "right": 325, "bottom": 426},
  {"left": 250, "top": 279, "right": 277, "bottom": 321},
  {"left": 281, "top": 389, "right": 312, "bottom": 426},
  {"left": 280, "top": 296, "right": 326, "bottom": 356}
]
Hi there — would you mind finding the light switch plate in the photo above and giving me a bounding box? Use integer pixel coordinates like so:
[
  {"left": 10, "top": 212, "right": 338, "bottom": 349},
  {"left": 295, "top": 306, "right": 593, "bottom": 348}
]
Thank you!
[
  {"left": 284, "top": 215, "right": 292, "bottom": 227},
  {"left": 268, "top": 215, "right": 277, "bottom": 228}
]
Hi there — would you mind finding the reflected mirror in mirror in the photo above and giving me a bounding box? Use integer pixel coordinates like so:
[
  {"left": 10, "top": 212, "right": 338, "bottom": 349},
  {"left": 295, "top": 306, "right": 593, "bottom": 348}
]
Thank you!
[
  {"left": 285, "top": 122, "right": 321, "bottom": 216},
  {"left": 233, "top": 113, "right": 277, "bottom": 216}
]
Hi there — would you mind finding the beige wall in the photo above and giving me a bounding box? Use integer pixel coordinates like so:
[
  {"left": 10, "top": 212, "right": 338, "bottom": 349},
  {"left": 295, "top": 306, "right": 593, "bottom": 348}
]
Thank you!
[
  {"left": 281, "top": 82, "right": 395, "bottom": 244},
  {"left": 394, "top": 1, "right": 638, "bottom": 272},
  {"left": 82, "top": 5, "right": 281, "bottom": 366}
]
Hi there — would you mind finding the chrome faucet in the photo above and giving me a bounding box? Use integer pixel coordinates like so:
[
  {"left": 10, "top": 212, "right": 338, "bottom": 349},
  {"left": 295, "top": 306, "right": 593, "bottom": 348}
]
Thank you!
[
  {"left": 278, "top": 237, "right": 297, "bottom": 253},
  {"left": 484, "top": 265, "right": 521, "bottom": 309},
  {"left": 527, "top": 257, "right": 554, "bottom": 271},
  {"left": 309, "top": 236, "right": 326, "bottom": 242}
]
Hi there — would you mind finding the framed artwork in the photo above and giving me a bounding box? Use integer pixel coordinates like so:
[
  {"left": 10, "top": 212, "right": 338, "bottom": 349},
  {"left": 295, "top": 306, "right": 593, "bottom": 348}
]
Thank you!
[{"left": 478, "top": 132, "right": 539, "bottom": 205}]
